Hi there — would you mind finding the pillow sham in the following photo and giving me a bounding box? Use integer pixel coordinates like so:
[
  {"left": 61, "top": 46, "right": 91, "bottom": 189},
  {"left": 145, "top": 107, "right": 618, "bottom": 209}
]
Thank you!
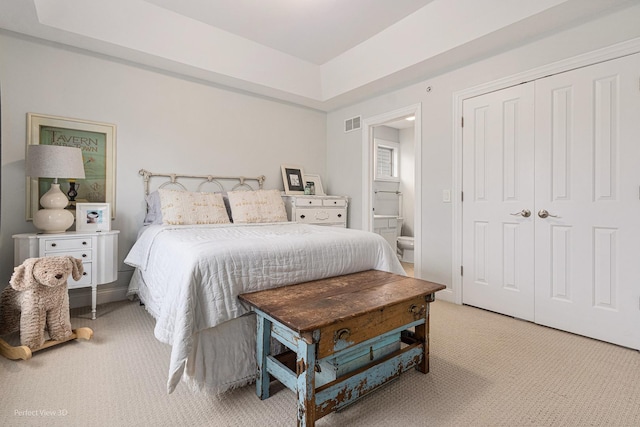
[
  {"left": 143, "top": 190, "right": 163, "bottom": 225},
  {"left": 227, "top": 189, "right": 288, "bottom": 224},
  {"left": 158, "top": 188, "right": 231, "bottom": 225}
]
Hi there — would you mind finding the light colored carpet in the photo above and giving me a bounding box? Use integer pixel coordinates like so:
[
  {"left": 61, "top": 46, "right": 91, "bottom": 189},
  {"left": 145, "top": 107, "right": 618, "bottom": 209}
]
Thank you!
[{"left": 1, "top": 299, "right": 639, "bottom": 427}]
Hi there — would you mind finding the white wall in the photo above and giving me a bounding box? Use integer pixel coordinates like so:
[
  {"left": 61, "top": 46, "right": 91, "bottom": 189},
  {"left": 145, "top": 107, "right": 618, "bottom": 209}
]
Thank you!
[
  {"left": 0, "top": 32, "right": 326, "bottom": 303},
  {"left": 326, "top": 5, "right": 640, "bottom": 294}
]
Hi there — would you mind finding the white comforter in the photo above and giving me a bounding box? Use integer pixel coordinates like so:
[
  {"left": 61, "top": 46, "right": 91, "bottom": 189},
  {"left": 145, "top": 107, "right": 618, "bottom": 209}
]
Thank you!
[{"left": 124, "top": 222, "right": 405, "bottom": 393}]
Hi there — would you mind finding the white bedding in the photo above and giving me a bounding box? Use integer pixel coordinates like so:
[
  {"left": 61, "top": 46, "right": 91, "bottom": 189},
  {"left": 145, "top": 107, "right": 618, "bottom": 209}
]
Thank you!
[{"left": 124, "top": 222, "right": 405, "bottom": 393}]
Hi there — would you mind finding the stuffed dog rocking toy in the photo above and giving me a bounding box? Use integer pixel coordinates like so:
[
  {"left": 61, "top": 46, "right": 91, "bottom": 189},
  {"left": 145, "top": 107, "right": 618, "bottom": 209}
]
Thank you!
[{"left": 0, "top": 256, "right": 83, "bottom": 350}]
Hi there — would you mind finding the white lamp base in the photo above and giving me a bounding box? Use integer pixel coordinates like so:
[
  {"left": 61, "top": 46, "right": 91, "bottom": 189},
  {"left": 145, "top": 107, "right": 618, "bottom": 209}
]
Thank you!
[{"left": 33, "top": 183, "right": 74, "bottom": 233}]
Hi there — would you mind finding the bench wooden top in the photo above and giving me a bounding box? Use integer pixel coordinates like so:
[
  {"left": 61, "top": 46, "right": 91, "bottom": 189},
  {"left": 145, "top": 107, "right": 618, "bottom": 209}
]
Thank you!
[{"left": 238, "top": 270, "right": 445, "bottom": 334}]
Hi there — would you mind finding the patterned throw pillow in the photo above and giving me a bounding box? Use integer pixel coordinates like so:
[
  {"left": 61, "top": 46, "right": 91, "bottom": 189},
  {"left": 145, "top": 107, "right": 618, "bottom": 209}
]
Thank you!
[
  {"left": 158, "top": 189, "right": 231, "bottom": 225},
  {"left": 227, "top": 189, "right": 288, "bottom": 223}
]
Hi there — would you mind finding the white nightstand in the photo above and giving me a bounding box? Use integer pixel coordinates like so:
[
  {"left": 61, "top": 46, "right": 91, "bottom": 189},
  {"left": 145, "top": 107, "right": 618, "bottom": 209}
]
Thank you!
[
  {"left": 282, "top": 195, "right": 348, "bottom": 227},
  {"left": 13, "top": 231, "right": 119, "bottom": 320}
]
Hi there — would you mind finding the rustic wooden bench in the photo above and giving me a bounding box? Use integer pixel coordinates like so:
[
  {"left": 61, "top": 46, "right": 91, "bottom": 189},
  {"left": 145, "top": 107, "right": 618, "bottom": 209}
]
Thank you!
[{"left": 238, "top": 270, "right": 446, "bottom": 426}]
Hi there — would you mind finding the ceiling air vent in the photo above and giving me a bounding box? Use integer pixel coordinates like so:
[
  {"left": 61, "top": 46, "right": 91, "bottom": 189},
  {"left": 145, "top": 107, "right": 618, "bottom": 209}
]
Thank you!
[{"left": 344, "top": 116, "right": 361, "bottom": 133}]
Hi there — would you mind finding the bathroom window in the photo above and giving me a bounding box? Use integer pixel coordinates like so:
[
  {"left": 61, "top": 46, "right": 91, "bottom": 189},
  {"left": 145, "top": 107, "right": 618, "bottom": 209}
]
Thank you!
[{"left": 374, "top": 139, "right": 400, "bottom": 182}]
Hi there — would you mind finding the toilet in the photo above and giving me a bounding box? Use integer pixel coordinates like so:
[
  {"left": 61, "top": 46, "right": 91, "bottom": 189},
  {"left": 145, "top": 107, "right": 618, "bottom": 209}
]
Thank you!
[{"left": 397, "top": 236, "right": 414, "bottom": 263}]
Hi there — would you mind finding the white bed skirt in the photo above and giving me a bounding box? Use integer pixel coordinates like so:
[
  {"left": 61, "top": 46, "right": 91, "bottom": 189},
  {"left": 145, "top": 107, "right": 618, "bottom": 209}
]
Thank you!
[{"left": 129, "top": 269, "right": 262, "bottom": 394}]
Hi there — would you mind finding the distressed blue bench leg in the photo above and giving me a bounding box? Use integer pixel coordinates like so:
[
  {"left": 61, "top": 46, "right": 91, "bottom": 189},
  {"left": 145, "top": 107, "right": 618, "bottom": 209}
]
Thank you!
[
  {"left": 256, "top": 313, "right": 272, "bottom": 400},
  {"left": 416, "top": 294, "right": 434, "bottom": 374},
  {"left": 296, "top": 339, "right": 316, "bottom": 427}
]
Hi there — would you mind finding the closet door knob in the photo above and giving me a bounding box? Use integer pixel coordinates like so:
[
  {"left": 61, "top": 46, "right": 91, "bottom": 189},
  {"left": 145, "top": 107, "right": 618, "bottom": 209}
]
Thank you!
[
  {"left": 538, "top": 209, "right": 559, "bottom": 219},
  {"left": 510, "top": 209, "right": 531, "bottom": 218}
]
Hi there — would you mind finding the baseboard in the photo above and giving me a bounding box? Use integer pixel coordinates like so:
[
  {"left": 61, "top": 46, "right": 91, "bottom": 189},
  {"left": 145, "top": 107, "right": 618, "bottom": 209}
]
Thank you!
[{"left": 69, "top": 270, "right": 133, "bottom": 310}]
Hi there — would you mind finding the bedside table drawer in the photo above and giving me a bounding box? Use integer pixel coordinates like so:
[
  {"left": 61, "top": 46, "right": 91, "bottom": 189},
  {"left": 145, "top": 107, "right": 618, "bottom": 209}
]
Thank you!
[
  {"left": 68, "top": 262, "right": 93, "bottom": 288},
  {"left": 43, "top": 238, "right": 92, "bottom": 252},
  {"left": 43, "top": 249, "right": 93, "bottom": 262}
]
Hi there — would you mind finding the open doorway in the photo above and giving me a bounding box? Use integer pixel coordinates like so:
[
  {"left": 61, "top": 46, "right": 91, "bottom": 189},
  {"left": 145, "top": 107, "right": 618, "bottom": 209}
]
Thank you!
[{"left": 362, "top": 104, "right": 421, "bottom": 278}]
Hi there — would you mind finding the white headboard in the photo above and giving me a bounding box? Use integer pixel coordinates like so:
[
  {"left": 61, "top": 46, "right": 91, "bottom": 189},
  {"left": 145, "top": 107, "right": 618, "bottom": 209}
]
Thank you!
[{"left": 138, "top": 169, "right": 266, "bottom": 195}]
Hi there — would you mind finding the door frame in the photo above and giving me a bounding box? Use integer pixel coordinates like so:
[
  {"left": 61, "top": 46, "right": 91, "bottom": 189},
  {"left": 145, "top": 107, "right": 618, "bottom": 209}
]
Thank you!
[
  {"left": 451, "top": 37, "right": 640, "bottom": 305},
  {"left": 362, "top": 103, "right": 422, "bottom": 277}
]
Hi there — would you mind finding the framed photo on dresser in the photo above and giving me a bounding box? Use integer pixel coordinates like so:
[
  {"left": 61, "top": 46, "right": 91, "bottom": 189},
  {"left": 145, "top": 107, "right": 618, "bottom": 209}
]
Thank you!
[
  {"left": 281, "top": 164, "right": 305, "bottom": 195},
  {"left": 304, "top": 173, "right": 325, "bottom": 196}
]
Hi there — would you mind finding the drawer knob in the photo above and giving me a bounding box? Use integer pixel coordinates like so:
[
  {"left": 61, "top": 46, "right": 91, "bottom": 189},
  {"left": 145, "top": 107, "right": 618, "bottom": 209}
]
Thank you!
[
  {"left": 300, "top": 214, "right": 306, "bottom": 219},
  {"left": 409, "top": 304, "right": 426, "bottom": 319},
  {"left": 82, "top": 241, "right": 88, "bottom": 245},
  {"left": 83, "top": 272, "right": 87, "bottom": 276},
  {"left": 82, "top": 254, "right": 87, "bottom": 258},
  {"left": 51, "top": 243, "right": 57, "bottom": 247},
  {"left": 337, "top": 214, "right": 342, "bottom": 218},
  {"left": 334, "top": 328, "right": 351, "bottom": 342}
]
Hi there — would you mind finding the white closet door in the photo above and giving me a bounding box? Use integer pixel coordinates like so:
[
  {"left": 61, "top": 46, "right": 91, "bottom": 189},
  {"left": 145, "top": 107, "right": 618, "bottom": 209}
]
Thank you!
[
  {"left": 462, "top": 83, "right": 536, "bottom": 321},
  {"left": 534, "top": 53, "right": 640, "bottom": 349}
]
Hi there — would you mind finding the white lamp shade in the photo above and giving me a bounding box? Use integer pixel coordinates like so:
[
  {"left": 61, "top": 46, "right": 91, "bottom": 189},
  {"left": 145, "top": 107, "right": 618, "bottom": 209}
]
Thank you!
[{"left": 26, "top": 144, "right": 86, "bottom": 179}]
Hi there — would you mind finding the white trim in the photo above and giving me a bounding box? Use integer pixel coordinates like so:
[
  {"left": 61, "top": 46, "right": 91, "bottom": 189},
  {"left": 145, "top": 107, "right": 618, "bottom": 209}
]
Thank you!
[
  {"left": 68, "top": 272, "right": 132, "bottom": 312},
  {"left": 362, "top": 103, "right": 422, "bottom": 277},
  {"left": 451, "top": 37, "right": 640, "bottom": 305},
  {"left": 68, "top": 283, "right": 128, "bottom": 311}
]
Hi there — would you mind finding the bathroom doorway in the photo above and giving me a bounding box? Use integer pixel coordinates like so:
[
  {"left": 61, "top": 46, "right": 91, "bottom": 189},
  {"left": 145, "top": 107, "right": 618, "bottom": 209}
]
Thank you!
[{"left": 362, "top": 104, "right": 421, "bottom": 278}]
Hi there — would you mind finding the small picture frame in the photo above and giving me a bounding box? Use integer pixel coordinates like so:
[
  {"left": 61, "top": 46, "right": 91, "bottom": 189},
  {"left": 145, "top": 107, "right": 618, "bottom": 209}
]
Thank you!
[
  {"left": 76, "top": 203, "right": 111, "bottom": 232},
  {"left": 304, "top": 173, "right": 325, "bottom": 196},
  {"left": 281, "top": 164, "right": 305, "bottom": 195}
]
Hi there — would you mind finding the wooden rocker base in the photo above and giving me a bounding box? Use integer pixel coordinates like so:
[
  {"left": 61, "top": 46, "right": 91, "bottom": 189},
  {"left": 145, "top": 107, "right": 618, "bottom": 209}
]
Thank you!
[{"left": 0, "top": 327, "right": 94, "bottom": 361}]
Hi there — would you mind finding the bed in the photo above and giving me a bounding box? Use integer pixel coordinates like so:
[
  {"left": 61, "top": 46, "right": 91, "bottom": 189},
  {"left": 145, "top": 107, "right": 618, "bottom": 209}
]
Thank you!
[{"left": 124, "top": 169, "right": 405, "bottom": 394}]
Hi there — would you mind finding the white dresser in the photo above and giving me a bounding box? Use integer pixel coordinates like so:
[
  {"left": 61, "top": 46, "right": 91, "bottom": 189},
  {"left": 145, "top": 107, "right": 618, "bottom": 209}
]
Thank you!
[
  {"left": 13, "top": 231, "right": 119, "bottom": 320},
  {"left": 282, "top": 195, "right": 348, "bottom": 227}
]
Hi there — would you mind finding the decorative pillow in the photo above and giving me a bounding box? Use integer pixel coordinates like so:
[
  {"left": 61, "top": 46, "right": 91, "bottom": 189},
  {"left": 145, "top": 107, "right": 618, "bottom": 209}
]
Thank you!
[
  {"left": 227, "top": 189, "right": 288, "bottom": 224},
  {"left": 143, "top": 191, "right": 163, "bottom": 225},
  {"left": 158, "top": 189, "right": 231, "bottom": 225}
]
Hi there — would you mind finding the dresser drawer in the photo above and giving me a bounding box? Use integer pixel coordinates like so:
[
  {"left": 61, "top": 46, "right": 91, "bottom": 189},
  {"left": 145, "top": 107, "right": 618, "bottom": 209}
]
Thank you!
[
  {"left": 317, "top": 295, "right": 427, "bottom": 359},
  {"left": 295, "top": 198, "right": 323, "bottom": 207},
  {"left": 296, "top": 208, "right": 346, "bottom": 224},
  {"left": 67, "top": 262, "right": 93, "bottom": 288},
  {"left": 323, "top": 199, "right": 347, "bottom": 207},
  {"left": 43, "top": 237, "right": 92, "bottom": 252}
]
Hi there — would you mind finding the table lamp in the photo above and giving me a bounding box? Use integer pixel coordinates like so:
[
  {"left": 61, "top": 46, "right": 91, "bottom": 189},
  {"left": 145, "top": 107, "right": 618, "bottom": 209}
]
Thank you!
[{"left": 26, "top": 144, "right": 86, "bottom": 233}]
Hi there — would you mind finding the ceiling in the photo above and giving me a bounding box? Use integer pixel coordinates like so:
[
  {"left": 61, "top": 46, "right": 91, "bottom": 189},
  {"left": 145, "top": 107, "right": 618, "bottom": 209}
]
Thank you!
[
  {"left": 145, "top": 0, "right": 435, "bottom": 65},
  {"left": 0, "top": 0, "right": 636, "bottom": 111}
]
